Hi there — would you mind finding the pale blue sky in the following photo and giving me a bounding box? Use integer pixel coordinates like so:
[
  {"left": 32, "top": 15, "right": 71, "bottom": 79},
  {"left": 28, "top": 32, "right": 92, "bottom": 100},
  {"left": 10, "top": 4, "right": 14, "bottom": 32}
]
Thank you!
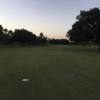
[{"left": 0, "top": 0, "right": 100, "bottom": 38}]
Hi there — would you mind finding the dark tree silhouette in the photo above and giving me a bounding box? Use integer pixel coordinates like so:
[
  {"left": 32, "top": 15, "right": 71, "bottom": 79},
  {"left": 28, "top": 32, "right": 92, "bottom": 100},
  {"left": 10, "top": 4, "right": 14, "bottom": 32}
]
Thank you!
[
  {"left": 0, "top": 25, "right": 5, "bottom": 42},
  {"left": 0, "top": 25, "right": 3, "bottom": 33},
  {"left": 13, "top": 29, "right": 37, "bottom": 46},
  {"left": 37, "top": 32, "right": 47, "bottom": 44},
  {"left": 49, "top": 39, "right": 69, "bottom": 45},
  {"left": 0, "top": 25, "right": 69, "bottom": 46},
  {"left": 39, "top": 32, "right": 44, "bottom": 39},
  {"left": 7, "top": 30, "right": 14, "bottom": 43},
  {"left": 3, "top": 28, "right": 9, "bottom": 42},
  {"left": 67, "top": 8, "right": 100, "bottom": 49},
  {"left": 0, "top": 26, "right": 48, "bottom": 46}
]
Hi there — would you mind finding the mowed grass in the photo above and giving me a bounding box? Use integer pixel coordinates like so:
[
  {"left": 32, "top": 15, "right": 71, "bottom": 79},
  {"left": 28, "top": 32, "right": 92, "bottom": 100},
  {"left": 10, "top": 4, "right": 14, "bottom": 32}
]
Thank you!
[{"left": 0, "top": 45, "right": 100, "bottom": 100}]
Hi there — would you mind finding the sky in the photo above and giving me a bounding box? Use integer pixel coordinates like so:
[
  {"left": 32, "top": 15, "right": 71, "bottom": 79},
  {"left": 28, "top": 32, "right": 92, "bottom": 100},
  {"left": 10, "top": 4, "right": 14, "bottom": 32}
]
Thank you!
[{"left": 0, "top": 0, "right": 100, "bottom": 39}]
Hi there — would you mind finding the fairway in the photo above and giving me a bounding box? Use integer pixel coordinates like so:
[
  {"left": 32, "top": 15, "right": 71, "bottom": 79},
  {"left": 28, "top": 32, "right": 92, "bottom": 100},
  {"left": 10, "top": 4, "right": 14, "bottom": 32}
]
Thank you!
[{"left": 0, "top": 45, "right": 100, "bottom": 100}]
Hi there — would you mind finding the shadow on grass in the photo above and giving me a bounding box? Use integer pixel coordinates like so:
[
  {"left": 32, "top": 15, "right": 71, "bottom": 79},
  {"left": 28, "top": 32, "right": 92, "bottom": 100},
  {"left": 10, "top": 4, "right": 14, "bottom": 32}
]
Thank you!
[{"left": 65, "top": 45, "right": 100, "bottom": 57}]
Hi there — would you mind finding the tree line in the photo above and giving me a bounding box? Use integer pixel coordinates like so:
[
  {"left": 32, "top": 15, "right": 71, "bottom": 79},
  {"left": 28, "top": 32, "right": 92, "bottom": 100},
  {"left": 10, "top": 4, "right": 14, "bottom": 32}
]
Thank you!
[
  {"left": 67, "top": 7, "right": 100, "bottom": 50},
  {"left": 2, "top": 7, "right": 99, "bottom": 47},
  {"left": 0, "top": 25, "right": 69, "bottom": 46}
]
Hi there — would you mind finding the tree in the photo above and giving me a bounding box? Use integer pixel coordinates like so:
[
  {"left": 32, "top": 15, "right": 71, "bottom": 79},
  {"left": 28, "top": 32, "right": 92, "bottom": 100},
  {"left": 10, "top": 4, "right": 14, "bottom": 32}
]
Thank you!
[
  {"left": 37, "top": 32, "right": 47, "bottom": 44},
  {"left": 13, "top": 29, "right": 37, "bottom": 46},
  {"left": 0, "top": 25, "right": 5, "bottom": 42},
  {"left": 0, "top": 25, "right": 3, "bottom": 33},
  {"left": 3, "top": 28, "right": 8, "bottom": 34},
  {"left": 49, "top": 39, "right": 69, "bottom": 45},
  {"left": 3, "top": 28, "right": 9, "bottom": 42},
  {"left": 39, "top": 32, "right": 44, "bottom": 39},
  {"left": 67, "top": 8, "right": 100, "bottom": 49},
  {"left": 7, "top": 30, "right": 14, "bottom": 43}
]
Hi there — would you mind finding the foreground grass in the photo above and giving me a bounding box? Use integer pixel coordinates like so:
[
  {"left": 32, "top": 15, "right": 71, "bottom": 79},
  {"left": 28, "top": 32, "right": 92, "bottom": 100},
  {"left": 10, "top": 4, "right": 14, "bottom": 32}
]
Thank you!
[{"left": 0, "top": 45, "right": 100, "bottom": 100}]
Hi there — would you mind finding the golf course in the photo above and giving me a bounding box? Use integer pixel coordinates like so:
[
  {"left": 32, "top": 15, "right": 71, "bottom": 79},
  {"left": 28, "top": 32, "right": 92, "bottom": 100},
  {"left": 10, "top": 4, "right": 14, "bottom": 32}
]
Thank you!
[{"left": 0, "top": 45, "right": 100, "bottom": 100}]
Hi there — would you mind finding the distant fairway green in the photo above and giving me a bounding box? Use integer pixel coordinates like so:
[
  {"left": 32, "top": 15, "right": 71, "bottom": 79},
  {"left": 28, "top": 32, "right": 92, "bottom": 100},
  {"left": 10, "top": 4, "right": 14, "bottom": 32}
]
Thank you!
[{"left": 0, "top": 45, "right": 100, "bottom": 100}]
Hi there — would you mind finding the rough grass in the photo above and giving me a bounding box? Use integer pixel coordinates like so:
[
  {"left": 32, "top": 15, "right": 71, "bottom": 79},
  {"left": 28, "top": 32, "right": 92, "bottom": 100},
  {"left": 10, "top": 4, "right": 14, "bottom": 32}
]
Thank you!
[{"left": 0, "top": 45, "right": 100, "bottom": 100}]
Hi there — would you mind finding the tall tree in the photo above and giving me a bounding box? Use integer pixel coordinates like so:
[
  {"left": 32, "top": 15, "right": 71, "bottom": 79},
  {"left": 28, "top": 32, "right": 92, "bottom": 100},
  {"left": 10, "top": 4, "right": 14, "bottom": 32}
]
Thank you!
[
  {"left": 38, "top": 32, "right": 47, "bottom": 44},
  {"left": 13, "top": 29, "right": 37, "bottom": 46},
  {"left": 0, "top": 25, "right": 5, "bottom": 42},
  {"left": 67, "top": 8, "right": 100, "bottom": 49}
]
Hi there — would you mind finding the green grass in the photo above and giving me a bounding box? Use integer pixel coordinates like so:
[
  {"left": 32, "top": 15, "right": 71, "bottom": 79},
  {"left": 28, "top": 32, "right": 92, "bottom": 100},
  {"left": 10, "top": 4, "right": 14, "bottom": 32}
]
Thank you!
[{"left": 0, "top": 45, "right": 100, "bottom": 100}]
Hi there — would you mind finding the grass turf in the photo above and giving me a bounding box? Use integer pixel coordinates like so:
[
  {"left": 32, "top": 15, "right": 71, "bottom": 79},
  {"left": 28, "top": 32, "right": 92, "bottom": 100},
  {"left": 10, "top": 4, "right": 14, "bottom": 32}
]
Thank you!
[{"left": 0, "top": 45, "right": 100, "bottom": 100}]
